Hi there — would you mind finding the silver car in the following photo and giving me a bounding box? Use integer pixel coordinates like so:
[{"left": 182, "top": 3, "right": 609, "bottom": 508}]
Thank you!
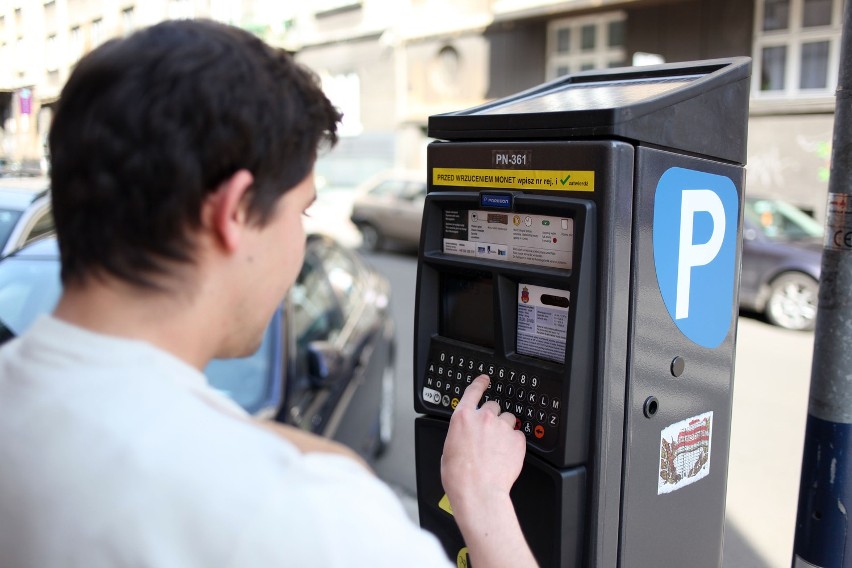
[
  {"left": 0, "top": 176, "right": 53, "bottom": 256},
  {"left": 350, "top": 170, "right": 426, "bottom": 251},
  {"left": 739, "top": 196, "right": 823, "bottom": 331}
]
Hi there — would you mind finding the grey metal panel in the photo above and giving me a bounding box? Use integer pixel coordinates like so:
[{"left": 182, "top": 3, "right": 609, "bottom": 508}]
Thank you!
[
  {"left": 617, "top": 146, "right": 744, "bottom": 567},
  {"left": 588, "top": 143, "right": 635, "bottom": 568}
]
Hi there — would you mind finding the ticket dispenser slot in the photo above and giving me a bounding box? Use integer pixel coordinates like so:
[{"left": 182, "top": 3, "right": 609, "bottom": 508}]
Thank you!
[{"left": 413, "top": 58, "right": 751, "bottom": 567}]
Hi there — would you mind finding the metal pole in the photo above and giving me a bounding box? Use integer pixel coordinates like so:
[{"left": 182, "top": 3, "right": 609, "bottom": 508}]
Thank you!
[{"left": 792, "top": 1, "right": 852, "bottom": 566}]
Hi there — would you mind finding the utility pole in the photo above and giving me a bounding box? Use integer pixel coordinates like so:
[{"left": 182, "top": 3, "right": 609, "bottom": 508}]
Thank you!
[{"left": 792, "top": 1, "right": 852, "bottom": 566}]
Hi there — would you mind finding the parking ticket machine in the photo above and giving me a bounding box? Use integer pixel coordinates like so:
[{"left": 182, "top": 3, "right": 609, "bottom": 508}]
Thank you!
[{"left": 413, "top": 58, "right": 751, "bottom": 567}]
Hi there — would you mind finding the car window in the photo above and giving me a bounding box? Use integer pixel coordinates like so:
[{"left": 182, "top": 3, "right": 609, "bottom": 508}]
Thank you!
[
  {"left": 0, "top": 209, "right": 23, "bottom": 252},
  {"left": 0, "top": 257, "right": 62, "bottom": 336},
  {"left": 288, "top": 242, "right": 352, "bottom": 391},
  {"left": 318, "top": 245, "right": 365, "bottom": 317},
  {"left": 291, "top": 251, "right": 345, "bottom": 347},
  {"left": 745, "top": 199, "right": 823, "bottom": 240},
  {"left": 368, "top": 180, "right": 409, "bottom": 198},
  {"left": 402, "top": 182, "right": 427, "bottom": 200},
  {"left": 23, "top": 206, "right": 54, "bottom": 246},
  {"left": 204, "top": 314, "right": 279, "bottom": 415}
]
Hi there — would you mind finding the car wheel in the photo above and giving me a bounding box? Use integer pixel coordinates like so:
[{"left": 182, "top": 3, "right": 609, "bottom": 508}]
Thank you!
[
  {"left": 358, "top": 223, "right": 383, "bottom": 252},
  {"left": 765, "top": 272, "right": 819, "bottom": 331}
]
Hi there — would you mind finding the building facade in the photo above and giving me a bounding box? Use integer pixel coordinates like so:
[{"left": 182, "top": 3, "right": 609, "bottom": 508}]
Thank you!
[
  {"left": 0, "top": 0, "right": 280, "bottom": 171},
  {"left": 286, "top": 0, "right": 843, "bottom": 218},
  {"left": 1, "top": 0, "right": 843, "bottom": 217}
]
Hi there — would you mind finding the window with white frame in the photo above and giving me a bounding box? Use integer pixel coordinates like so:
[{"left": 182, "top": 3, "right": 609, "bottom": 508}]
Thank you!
[
  {"left": 15, "top": 35, "right": 24, "bottom": 73},
  {"left": 320, "top": 72, "right": 362, "bottom": 137},
  {"left": 547, "top": 12, "right": 626, "bottom": 79},
  {"left": 69, "top": 25, "right": 83, "bottom": 60},
  {"left": 122, "top": 7, "right": 136, "bottom": 35},
  {"left": 45, "top": 33, "right": 58, "bottom": 71},
  {"left": 90, "top": 18, "right": 103, "bottom": 48},
  {"left": 753, "top": 0, "right": 845, "bottom": 97}
]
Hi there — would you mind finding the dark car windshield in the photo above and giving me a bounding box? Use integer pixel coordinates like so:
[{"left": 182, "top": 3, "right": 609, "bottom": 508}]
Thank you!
[
  {"left": 0, "top": 209, "right": 23, "bottom": 252},
  {"left": 745, "top": 198, "right": 823, "bottom": 241},
  {"left": 0, "top": 254, "right": 276, "bottom": 415}
]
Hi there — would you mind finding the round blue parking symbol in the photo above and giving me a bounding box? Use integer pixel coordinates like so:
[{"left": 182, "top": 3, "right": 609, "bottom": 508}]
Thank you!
[{"left": 653, "top": 167, "right": 739, "bottom": 349}]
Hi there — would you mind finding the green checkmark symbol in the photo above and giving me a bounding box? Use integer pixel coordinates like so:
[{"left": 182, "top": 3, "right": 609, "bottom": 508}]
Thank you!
[{"left": 560, "top": 174, "right": 571, "bottom": 185}]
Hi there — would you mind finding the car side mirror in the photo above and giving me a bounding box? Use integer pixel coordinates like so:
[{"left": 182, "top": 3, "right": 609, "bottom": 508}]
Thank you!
[{"left": 306, "top": 340, "right": 344, "bottom": 388}]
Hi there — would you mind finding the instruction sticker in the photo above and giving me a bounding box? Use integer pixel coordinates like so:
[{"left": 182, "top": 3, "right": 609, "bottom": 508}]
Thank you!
[
  {"left": 658, "top": 411, "right": 713, "bottom": 495},
  {"left": 825, "top": 192, "right": 852, "bottom": 251},
  {"left": 433, "top": 168, "right": 595, "bottom": 192},
  {"left": 516, "top": 284, "right": 570, "bottom": 364},
  {"left": 443, "top": 209, "right": 574, "bottom": 270}
]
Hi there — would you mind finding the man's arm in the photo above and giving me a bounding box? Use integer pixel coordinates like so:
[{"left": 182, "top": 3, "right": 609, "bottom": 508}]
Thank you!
[{"left": 441, "top": 375, "right": 538, "bottom": 568}]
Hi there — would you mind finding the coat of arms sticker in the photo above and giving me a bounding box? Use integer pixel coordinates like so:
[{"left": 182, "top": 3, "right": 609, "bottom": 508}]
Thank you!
[{"left": 658, "top": 411, "right": 713, "bottom": 495}]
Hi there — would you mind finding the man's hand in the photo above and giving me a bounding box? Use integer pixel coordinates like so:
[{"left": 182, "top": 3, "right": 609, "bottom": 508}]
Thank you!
[{"left": 441, "top": 374, "right": 537, "bottom": 567}]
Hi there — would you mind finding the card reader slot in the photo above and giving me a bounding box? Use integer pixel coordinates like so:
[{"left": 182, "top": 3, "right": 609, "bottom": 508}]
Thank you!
[{"left": 421, "top": 253, "right": 572, "bottom": 280}]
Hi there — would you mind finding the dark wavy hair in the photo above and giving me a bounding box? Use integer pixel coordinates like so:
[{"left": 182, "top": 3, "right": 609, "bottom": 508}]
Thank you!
[{"left": 48, "top": 19, "right": 340, "bottom": 288}]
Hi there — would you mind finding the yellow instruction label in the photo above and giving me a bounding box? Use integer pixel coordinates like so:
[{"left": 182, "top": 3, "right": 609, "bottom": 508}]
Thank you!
[
  {"left": 433, "top": 167, "right": 595, "bottom": 192},
  {"left": 438, "top": 493, "right": 454, "bottom": 516}
]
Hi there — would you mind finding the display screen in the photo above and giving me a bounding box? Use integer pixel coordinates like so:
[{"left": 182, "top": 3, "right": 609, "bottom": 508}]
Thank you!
[{"left": 441, "top": 273, "right": 495, "bottom": 349}]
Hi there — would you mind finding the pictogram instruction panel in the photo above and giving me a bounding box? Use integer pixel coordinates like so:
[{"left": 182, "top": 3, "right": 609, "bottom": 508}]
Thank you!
[{"left": 442, "top": 209, "right": 574, "bottom": 270}]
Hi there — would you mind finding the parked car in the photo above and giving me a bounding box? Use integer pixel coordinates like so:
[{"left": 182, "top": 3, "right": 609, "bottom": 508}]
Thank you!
[
  {"left": 740, "top": 196, "right": 823, "bottom": 331},
  {"left": 350, "top": 170, "right": 426, "bottom": 251},
  {"left": 0, "top": 234, "right": 395, "bottom": 460},
  {"left": 0, "top": 176, "right": 52, "bottom": 257}
]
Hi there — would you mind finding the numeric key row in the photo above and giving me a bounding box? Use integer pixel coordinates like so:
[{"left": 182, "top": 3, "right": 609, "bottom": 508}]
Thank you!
[{"left": 427, "top": 361, "right": 541, "bottom": 388}]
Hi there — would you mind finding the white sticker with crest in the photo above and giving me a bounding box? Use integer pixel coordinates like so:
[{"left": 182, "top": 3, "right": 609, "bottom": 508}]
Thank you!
[{"left": 658, "top": 411, "right": 713, "bottom": 495}]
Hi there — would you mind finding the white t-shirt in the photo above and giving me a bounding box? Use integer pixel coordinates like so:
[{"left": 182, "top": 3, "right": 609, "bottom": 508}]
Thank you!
[{"left": 0, "top": 316, "right": 452, "bottom": 568}]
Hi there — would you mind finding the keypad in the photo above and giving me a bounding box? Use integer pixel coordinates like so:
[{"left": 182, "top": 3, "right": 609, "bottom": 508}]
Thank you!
[{"left": 421, "top": 343, "right": 563, "bottom": 450}]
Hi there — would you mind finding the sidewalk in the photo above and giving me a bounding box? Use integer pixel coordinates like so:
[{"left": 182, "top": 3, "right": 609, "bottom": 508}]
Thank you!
[{"left": 724, "top": 317, "right": 812, "bottom": 567}]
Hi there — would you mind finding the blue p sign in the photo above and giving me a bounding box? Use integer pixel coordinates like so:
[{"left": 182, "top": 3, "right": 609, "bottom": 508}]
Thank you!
[{"left": 653, "top": 168, "right": 739, "bottom": 348}]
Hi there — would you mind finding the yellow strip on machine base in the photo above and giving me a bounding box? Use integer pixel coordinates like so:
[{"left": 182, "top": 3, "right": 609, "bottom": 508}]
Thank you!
[{"left": 433, "top": 167, "right": 595, "bottom": 192}]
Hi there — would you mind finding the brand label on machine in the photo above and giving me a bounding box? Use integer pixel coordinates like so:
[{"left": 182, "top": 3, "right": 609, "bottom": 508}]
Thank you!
[
  {"left": 658, "top": 411, "right": 713, "bottom": 495},
  {"left": 653, "top": 167, "right": 739, "bottom": 349},
  {"left": 443, "top": 209, "right": 574, "bottom": 269}
]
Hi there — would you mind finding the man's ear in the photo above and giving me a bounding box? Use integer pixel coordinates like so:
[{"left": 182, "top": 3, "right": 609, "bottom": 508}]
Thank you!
[{"left": 202, "top": 169, "right": 254, "bottom": 253}]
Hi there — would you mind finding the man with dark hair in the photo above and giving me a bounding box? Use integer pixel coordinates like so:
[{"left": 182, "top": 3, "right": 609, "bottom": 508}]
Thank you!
[{"left": 0, "top": 19, "right": 536, "bottom": 567}]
